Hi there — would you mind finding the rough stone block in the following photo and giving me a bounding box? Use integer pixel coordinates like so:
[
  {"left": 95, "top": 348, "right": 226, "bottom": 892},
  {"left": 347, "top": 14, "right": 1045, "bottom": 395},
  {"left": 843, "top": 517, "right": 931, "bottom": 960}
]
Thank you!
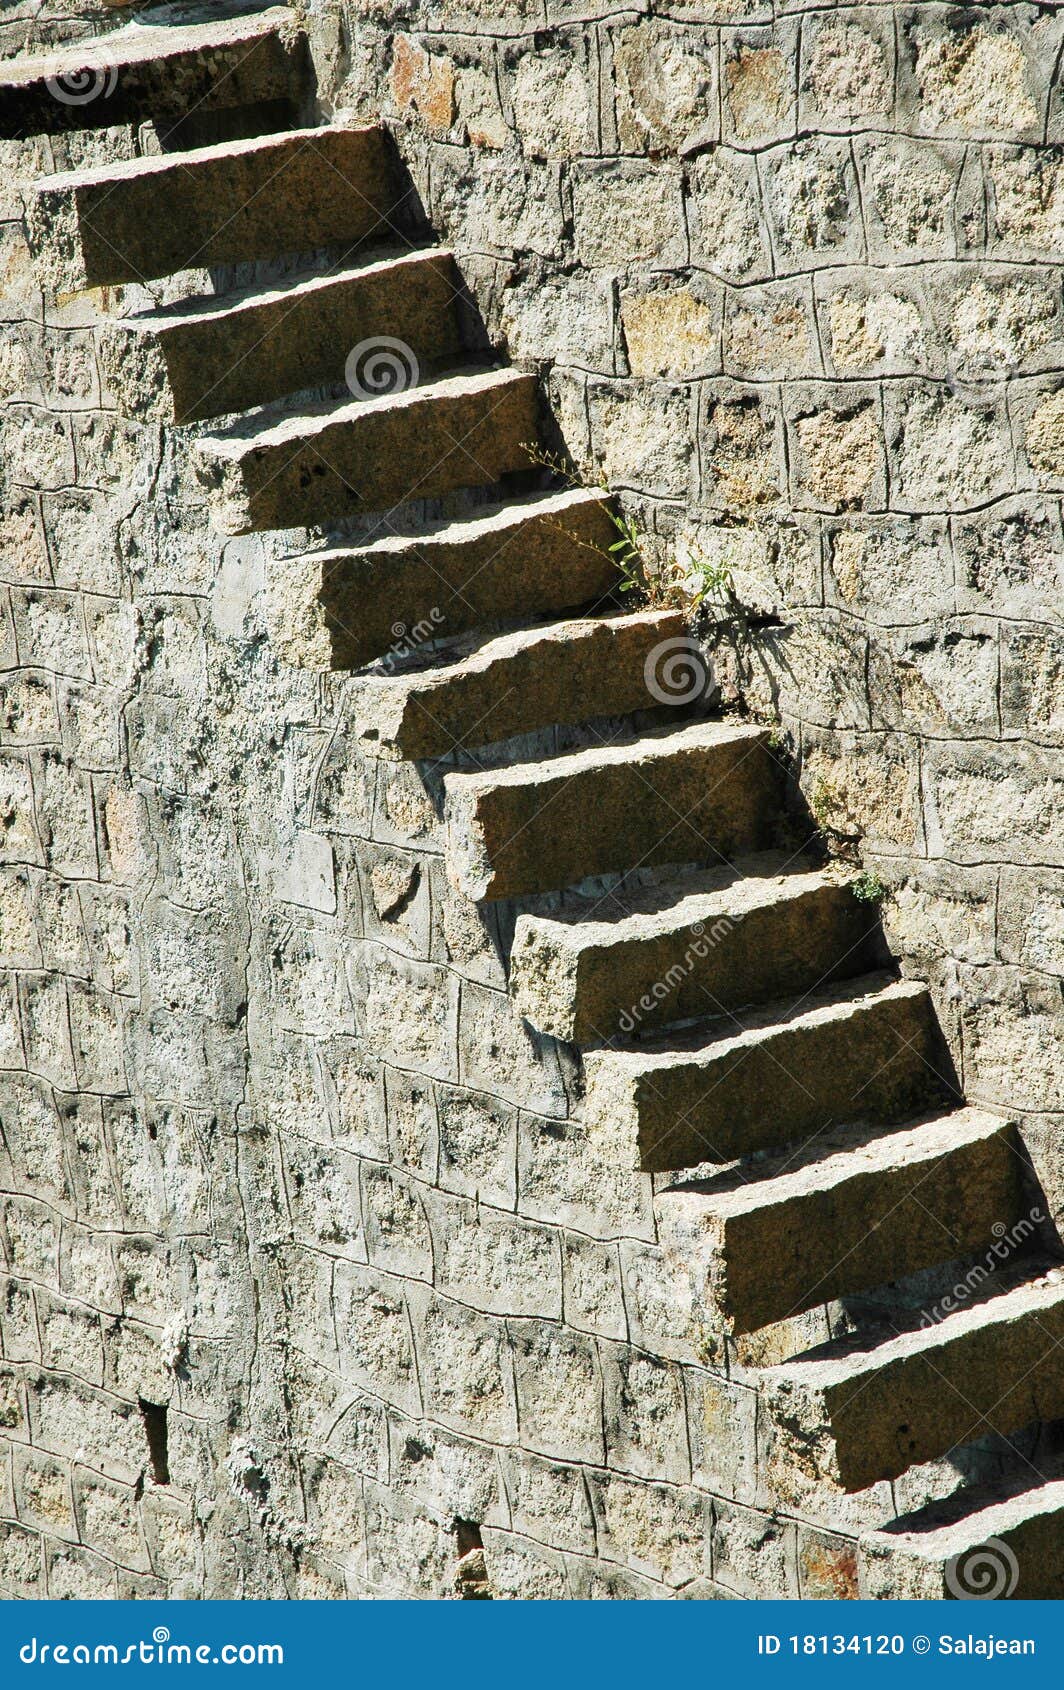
[
  {"left": 588, "top": 1471, "right": 708, "bottom": 1587},
  {"left": 659, "top": 1108, "right": 1021, "bottom": 1334},
  {"left": 502, "top": 1450, "right": 595, "bottom": 1554},
  {"left": 1, "top": 9, "right": 304, "bottom": 142},
  {"left": 101, "top": 250, "right": 464, "bottom": 425},
  {"left": 585, "top": 975, "right": 945, "bottom": 1174},
  {"left": 445, "top": 721, "right": 776, "bottom": 901},
  {"left": 860, "top": 1476, "right": 1064, "bottom": 1599},
  {"left": 349, "top": 609, "right": 688, "bottom": 761},
  {"left": 428, "top": 1189, "right": 562, "bottom": 1318},
  {"left": 601, "top": 1344, "right": 690, "bottom": 1483},
  {"left": 269, "top": 489, "right": 617, "bottom": 673},
  {"left": 195, "top": 368, "right": 539, "bottom": 535},
  {"left": 572, "top": 160, "right": 688, "bottom": 269},
  {"left": 510, "top": 1319, "right": 604, "bottom": 1463},
  {"left": 924, "top": 740, "right": 1064, "bottom": 866},
  {"left": 511, "top": 856, "right": 875, "bottom": 1044},
  {"left": 763, "top": 1269, "right": 1064, "bottom": 1492},
  {"left": 30, "top": 125, "right": 396, "bottom": 293},
  {"left": 411, "top": 1290, "right": 518, "bottom": 1442}
]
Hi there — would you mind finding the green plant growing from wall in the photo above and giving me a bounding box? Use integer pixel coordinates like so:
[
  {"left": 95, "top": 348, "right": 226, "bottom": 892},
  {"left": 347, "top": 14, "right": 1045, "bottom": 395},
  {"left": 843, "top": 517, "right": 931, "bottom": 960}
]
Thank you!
[
  {"left": 522, "top": 442, "right": 737, "bottom": 613},
  {"left": 809, "top": 773, "right": 843, "bottom": 833}
]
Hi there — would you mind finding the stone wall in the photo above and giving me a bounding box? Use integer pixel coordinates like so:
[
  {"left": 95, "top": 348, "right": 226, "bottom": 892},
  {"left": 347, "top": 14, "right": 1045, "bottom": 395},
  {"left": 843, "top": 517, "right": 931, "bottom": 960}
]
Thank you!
[
  {"left": 303, "top": 0, "right": 1064, "bottom": 1223},
  {"left": 0, "top": 0, "right": 1059, "bottom": 1601}
]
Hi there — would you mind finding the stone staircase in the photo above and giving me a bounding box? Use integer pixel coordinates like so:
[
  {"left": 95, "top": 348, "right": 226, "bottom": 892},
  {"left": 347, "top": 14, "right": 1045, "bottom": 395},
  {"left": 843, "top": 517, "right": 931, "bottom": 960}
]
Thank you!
[{"left": 9, "top": 4, "right": 1064, "bottom": 1600}]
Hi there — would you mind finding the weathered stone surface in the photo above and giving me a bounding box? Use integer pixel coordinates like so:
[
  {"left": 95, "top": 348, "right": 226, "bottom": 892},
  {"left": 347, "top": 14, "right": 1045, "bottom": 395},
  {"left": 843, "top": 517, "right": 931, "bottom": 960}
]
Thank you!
[
  {"left": 30, "top": 126, "right": 396, "bottom": 293},
  {"left": 0, "top": 8, "right": 304, "bottom": 141},
  {"left": 100, "top": 250, "right": 464, "bottom": 424},
  {"left": 195, "top": 367, "right": 540, "bottom": 534},
  {"left": 445, "top": 721, "right": 776, "bottom": 901},
  {"left": 7, "top": 0, "right": 1064, "bottom": 1609},
  {"left": 349, "top": 609, "right": 689, "bottom": 760},
  {"left": 510, "top": 856, "right": 875, "bottom": 1043},
  {"left": 764, "top": 1270, "right": 1064, "bottom": 1493},
  {"left": 659, "top": 1108, "right": 1020, "bottom": 1333},
  {"left": 614, "top": 21, "right": 717, "bottom": 155},
  {"left": 269, "top": 488, "right": 617, "bottom": 672},
  {"left": 860, "top": 1477, "right": 1064, "bottom": 1599},
  {"left": 584, "top": 975, "right": 944, "bottom": 1173},
  {"left": 572, "top": 161, "right": 688, "bottom": 270}
]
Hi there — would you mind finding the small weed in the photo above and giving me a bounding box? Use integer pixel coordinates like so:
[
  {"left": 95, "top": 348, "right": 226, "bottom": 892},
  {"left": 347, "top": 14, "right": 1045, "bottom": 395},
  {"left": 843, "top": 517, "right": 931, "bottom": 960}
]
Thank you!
[
  {"left": 523, "top": 440, "right": 657, "bottom": 600},
  {"left": 851, "top": 870, "right": 887, "bottom": 904},
  {"left": 522, "top": 442, "right": 741, "bottom": 613},
  {"left": 608, "top": 512, "right": 647, "bottom": 596},
  {"left": 808, "top": 774, "right": 840, "bottom": 830}
]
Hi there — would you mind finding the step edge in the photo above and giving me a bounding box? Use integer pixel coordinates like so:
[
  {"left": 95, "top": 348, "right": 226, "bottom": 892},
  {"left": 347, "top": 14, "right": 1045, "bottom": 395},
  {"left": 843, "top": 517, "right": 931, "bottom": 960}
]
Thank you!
[
  {"left": 33, "top": 120, "right": 378, "bottom": 196},
  {"left": 443, "top": 719, "right": 769, "bottom": 798},
  {"left": 658, "top": 1109, "right": 1016, "bottom": 1220},
  {"left": 107, "top": 247, "right": 456, "bottom": 332},
  {"left": 350, "top": 607, "right": 686, "bottom": 695},
  {"left": 291, "top": 486, "right": 614, "bottom": 562},
  {"left": 512, "top": 863, "right": 844, "bottom": 948},
  {"left": 584, "top": 972, "right": 929, "bottom": 1076},
  {"left": 3, "top": 6, "right": 295, "bottom": 86},
  {"left": 194, "top": 364, "right": 535, "bottom": 457},
  {"left": 764, "top": 1268, "right": 1064, "bottom": 1389}
]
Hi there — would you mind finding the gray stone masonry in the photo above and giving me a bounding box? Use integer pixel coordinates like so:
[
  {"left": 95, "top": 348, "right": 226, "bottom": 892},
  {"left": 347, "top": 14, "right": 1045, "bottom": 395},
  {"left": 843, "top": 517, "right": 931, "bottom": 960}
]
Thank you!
[{"left": 0, "top": 0, "right": 1060, "bottom": 1605}]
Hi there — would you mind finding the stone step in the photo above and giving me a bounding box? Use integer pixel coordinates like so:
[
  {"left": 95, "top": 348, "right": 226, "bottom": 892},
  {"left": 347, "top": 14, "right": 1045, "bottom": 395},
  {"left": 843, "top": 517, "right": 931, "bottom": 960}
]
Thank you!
[
  {"left": 762, "top": 1267, "right": 1064, "bottom": 1493},
  {"left": 349, "top": 609, "right": 695, "bottom": 761},
  {"left": 510, "top": 856, "right": 876, "bottom": 1045},
  {"left": 99, "top": 249, "right": 463, "bottom": 424},
  {"left": 194, "top": 366, "right": 540, "bottom": 535},
  {"left": 444, "top": 720, "right": 777, "bottom": 903},
  {"left": 860, "top": 1475, "right": 1064, "bottom": 1599},
  {"left": 658, "top": 1107, "right": 1020, "bottom": 1335},
  {"left": 30, "top": 125, "right": 394, "bottom": 295},
  {"left": 582, "top": 974, "right": 944, "bottom": 1174},
  {"left": 269, "top": 488, "right": 619, "bottom": 671},
  {"left": 0, "top": 7, "right": 303, "bottom": 141}
]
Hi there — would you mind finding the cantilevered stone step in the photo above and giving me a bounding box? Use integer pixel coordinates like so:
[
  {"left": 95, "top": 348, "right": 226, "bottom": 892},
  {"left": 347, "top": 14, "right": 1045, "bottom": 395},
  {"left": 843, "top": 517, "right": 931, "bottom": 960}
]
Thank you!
[
  {"left": 510, "top": 857, "right": 876, "bottom": 1044},
  {"left": 444, "top": 720, "right": 777, "bottom": 902},
  {"left": 99, "top": 249, "right": 463, "bottom": 423},
  {"left": 860, "top": 1475, "right": 1064, "bottom": 1599},
  {"left": 349, "top": 609, "right": 694, "bottom": 761},
  {"left": 658, "top": 1108, "right": 1020, "bottom": 1335},
  {"left": 762, "top": 1267, "right": 1064, "bottom": 1493},
  {"left": 30, "top": 125, "right": 394, "bottom": 294},
  {"left": 270, "top": 488, "right": 619, "bottom": 671},
  {"left": 195, "top": 367, "right": 539, "bottom": 534},
  {"left": 0, "top": 7, "right": 303, "bottom": 142},
  {"left": 583, "top": 973, "right": 944, "bottom": 1174}
]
